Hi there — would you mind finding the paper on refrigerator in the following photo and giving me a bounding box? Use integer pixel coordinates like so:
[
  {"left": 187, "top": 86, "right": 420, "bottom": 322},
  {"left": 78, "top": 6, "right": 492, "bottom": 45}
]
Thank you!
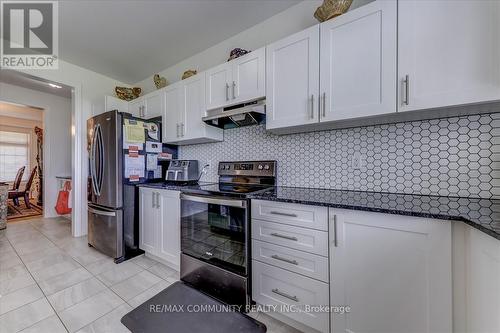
[
  {"left": 125, "top": 154, "right": 145, "bottom": 180},
  {"left": 124, "top": 119, "right": 145, "bottom": 143},
  {"left": 146, "top": 154, "right": 158, "bottom": 171}
]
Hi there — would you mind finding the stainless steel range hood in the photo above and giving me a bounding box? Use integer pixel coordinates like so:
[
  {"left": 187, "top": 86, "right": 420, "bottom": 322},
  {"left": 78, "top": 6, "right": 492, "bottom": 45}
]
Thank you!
[{"left": 202, "top": 100, "right": 265, "bottom": 129}]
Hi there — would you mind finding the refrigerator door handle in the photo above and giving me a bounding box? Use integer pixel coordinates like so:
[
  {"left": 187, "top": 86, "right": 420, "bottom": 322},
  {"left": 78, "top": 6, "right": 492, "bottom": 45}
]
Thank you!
[
  {"left": 88, "top": 206, "right": 116, "bottom": 217},
  {"left": 90, "top": 125, "right": 99, "bottom": 196},
  {"left": 96, "top": 124, "right": 105, "bottom": 195}
]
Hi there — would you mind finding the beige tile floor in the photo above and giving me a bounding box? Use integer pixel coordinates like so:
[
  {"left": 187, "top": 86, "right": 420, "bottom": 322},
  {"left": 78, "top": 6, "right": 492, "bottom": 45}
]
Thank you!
[{"left": 0, "top": 217, "right": 301, "bottom": 333}]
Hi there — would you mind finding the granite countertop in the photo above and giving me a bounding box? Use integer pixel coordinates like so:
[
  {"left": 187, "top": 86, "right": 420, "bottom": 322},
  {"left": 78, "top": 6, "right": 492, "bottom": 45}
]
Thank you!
[
  {"left": 137, "top": 181, "right": 217, "bottom": 191},
  {"left": 250, "top": 186, "right": 500, "bottom": 241}
]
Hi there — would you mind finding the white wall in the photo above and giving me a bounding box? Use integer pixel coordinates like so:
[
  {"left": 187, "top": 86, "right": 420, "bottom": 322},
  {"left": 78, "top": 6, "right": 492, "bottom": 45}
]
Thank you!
[
  {"left": 4, "top": 58, "right": 127, "bottom": 236},
  {"left": 0, "top": 82, "right": 71, "bottom": 218},
  {"left": 135, "top": 0, "right": 371, "bottom": 94}
]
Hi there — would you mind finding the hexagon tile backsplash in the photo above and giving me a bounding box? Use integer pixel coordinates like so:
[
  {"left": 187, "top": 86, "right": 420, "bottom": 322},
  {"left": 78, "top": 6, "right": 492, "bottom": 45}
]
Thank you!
[{"left": 179, "top": 113, "right": 500, "bottom": 199}]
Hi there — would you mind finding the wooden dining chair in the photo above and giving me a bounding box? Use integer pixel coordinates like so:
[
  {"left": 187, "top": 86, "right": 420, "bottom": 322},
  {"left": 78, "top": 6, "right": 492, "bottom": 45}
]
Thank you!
[
  {"left": 8, "top": 167, "right": 36, "bottom": 208},
  {"left": 10, "top": 166, "right": 25, "bottom": 191}
]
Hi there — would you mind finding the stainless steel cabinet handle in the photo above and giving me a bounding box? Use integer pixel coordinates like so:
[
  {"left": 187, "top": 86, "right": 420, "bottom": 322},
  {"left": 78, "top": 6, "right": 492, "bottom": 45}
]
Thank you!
[
  {"left": 310, "top": 94, "right": 314, "bottom": 119},
  {"left": 156, "top": 192, "right": 160, "bottom": 209},
  {"left": 271, "top": 254, "right": 299, "bottom": 265},
  {"left": 232, "top": 81, "right": 236, "bottom": 99},
  {"left": 152, "top": 192, "right": 156, "bottom": 209},
  {"left": 225, "top": 83, "right": 229, "bottom": 101},
  {"left": 270, "top": 233, "right": 298, "bottom": 241},
  {"left": 270, "top": 211, "right": 297, "bottom": 218},
  {"left": 403, "top": 75, "right": 410, "bottom": 106},
  {"left": 176, "top": 123, "right": 179, "bottom": 138},
  {"left": 181, "top": 123, "right": 185, "bottom": 137},
  {"left": 272, "top": 288, "right": 299, "bottom": 302},
  {"left": 333, "top": 215, "right": 338, "bottom": 247},
  {"left": 322, "top": 92, "right": 326, "bottom": 117}
]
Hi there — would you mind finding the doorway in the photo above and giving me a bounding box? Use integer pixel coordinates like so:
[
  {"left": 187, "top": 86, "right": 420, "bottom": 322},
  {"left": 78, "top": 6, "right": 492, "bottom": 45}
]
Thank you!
[
  {"left": 0, "top": 70, "right": 74, "bottom": 227},
  {"left": 0, "top": 102, "right": 45, "bottom": 222}
]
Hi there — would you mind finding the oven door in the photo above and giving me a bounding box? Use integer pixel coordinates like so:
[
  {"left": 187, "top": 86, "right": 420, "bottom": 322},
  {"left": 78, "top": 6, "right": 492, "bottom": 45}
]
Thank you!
[{"left": 180, "top": 193, "right": 248, "bottom": 276}]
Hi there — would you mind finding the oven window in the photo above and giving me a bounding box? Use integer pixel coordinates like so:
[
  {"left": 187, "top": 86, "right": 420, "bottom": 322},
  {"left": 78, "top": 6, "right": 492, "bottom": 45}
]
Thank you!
[{"left": 181, "top": 199, "right": 247, "bottom": 275}]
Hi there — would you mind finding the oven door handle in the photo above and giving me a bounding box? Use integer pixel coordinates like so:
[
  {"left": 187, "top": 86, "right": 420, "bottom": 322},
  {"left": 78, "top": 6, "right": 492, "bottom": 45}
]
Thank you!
[{"left": 180, "top": 193, "right": 247, "bottom": 208}]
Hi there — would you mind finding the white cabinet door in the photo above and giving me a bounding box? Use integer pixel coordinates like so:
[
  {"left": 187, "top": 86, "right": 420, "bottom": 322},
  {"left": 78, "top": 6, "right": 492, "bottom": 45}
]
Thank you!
[
  {"left": 129, "top": 98, "right": 145, "bottom": 118},
  {"left": 266, "top": 25, "right": 320, "bottom": 130},
  {"left": 139, "top": 188, "right": 158, "bottom": 255},
  {"left": 329, "top": 209, "right": 452, "bottom": 333},
  {"left": 92, "top": 96, "right": 129, "bottom": 116},
  {"left": 163, "top": 83, "right": 182, "bottom": 143},
  {"left": 206, "top": 62, "right": 232, "bottom": 110},
  {"left": 144, "top": 90, "right": 164, "bottom": 119},
  {"left": 398, "top": 0, "right": 500, "bottom": 112},
  {"left": 181, "top": 73, "right": 206, "bottom": 141},
  {"left": 231, "top": 47, "right": 265, "bottom": 104},
  {"left": 320, "top": 1, "right": 396, "bottom": 121},
  {"left": 105, "top": 95, "right": 129, "bottom": 113},
  {"left": 157, "top": 190, "right": 180, "bottom": 269},
  {"left": 465, "top": 226, "right": 500, "bottom": 333}
]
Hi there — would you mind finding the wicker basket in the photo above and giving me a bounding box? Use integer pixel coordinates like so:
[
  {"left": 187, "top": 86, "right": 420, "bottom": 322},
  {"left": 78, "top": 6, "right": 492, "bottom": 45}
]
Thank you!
[{"left": 314, "top": 0, "right": 353, "bottom": 22}]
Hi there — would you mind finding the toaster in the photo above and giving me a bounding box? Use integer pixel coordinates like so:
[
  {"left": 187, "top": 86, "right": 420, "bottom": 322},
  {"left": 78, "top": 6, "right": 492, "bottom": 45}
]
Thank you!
[{"left": 166, "top": 160, "right": 199, "bottom": 182}]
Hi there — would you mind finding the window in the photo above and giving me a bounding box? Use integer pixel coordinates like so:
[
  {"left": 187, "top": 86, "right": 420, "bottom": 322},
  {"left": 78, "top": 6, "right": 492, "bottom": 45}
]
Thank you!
[{"left": 0, "top": 130, "right": 30, "bottom": 182}]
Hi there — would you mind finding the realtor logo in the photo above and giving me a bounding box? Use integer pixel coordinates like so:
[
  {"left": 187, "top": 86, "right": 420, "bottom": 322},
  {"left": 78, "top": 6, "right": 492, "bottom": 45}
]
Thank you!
[{"left": 1, "top": 1, "right": 58, "bottom": 69}]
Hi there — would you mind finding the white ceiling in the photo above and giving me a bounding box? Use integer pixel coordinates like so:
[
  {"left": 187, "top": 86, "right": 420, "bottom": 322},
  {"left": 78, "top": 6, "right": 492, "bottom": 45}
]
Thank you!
[
  {"left": 0, "top": 70, "right": 73, "bottom": 99},
  {"left": 59, "top": 0, "right": 300, "bottom": 84}
]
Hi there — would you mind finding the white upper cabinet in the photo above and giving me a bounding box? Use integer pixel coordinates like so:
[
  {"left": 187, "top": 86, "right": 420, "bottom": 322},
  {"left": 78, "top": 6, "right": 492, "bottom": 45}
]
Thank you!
[
  {"left": 92, "top": 95, "right": 129, "bottom": 116},
  {"left": 320, "top": 0, "right": 396, "bottom": 121},
  {"left": 163, "top": 83, "right": 182, "bottom": 143},
  {"left": 206, "top": 47, "right": 266, "bottom": 111},
  {"left": 231, "top": 47, "right": 266, "bottom": 104},
  {"left": 398, "top": 0, "right": 500, "bottom": 111},
  {"left": 181, "top": 73, "right": 205, "bottom": 140},
  {"left": 266, "top": 25, "right": 320, "bottom": 130},
  {"left": 144, "top": 90, "right": 164, "bottom": 118},
  {"left": 163, "top": 72, "right": 223, "bottom": 145},
  {"left": 206, "top": 62, "right": 232, "bottom": 110},
  {"left": 129, "top": 97, "right": 145, "bottom": 118}
]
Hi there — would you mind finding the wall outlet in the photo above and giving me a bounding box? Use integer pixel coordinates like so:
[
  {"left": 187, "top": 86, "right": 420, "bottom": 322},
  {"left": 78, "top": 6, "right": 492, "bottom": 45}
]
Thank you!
[{"left": 351, "top": 152, "right": 364, "bottom": 169}]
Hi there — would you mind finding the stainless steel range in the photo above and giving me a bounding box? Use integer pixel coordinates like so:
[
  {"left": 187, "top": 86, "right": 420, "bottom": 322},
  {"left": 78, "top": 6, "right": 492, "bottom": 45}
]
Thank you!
[{"left": 179, "top": 161, "right": 276, "bottom": 309}]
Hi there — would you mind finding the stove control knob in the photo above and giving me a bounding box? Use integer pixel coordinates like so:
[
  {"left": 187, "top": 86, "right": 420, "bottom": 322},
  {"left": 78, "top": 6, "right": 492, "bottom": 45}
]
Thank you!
[
  {"left": 264, "top": 164, "right": 270, "bottom": 170},
  {"left": 258, "top": 164, "right": 263, "bottom": 170}
]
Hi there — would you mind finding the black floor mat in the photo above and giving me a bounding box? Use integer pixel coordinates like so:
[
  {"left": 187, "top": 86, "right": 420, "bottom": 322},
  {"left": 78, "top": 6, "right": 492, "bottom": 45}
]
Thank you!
[{"left": 121, "top": 281, "right": 267, "bottom": 333}]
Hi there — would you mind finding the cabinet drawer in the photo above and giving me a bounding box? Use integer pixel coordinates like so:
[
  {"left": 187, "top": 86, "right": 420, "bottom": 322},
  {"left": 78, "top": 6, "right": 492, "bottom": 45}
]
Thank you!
[
  {"left": 252, "top": 240, "right": 328, "bottom": 282},
  {"left": 252, "top": 220, "right": 328, "bottom": 256},
  {"left": 252, "top": 260, "right": 329, "bottom": 333},
  {"left": 251, "top": 200, "right": 328, "bottom": 231}
]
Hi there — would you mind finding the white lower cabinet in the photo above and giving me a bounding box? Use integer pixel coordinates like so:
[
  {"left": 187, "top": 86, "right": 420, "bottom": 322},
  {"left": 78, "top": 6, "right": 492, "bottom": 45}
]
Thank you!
[
  {"left": 329, "top": 208, "right": 452, "bottom": 333},
  {"left": 252, "top": 260, "right": 330, "bottom": 333},
  {"left": 453, "top": 223, "right": 500, "bottom": 333},
  {"left": 139, "top": 188, "right": 180, "bottom": 269},
  {"left": 251, "top": 200, "right": 330, "bottom": 333},
  {"left": 139, "top": 187, "right": 158, "bottom": 254}
]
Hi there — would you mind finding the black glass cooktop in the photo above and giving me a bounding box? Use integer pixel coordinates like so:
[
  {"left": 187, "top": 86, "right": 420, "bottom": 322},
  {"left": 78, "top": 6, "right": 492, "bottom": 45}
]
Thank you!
[{"left": 182, "top": 182, "right": 274, "bottom": 197}]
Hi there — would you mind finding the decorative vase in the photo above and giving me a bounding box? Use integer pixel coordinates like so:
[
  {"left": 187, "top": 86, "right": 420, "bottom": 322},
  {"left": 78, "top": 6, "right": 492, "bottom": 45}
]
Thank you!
[
  {"left": 228, "top": 48, "right": 250, "bottom": 61},
  {"left": 314, "top": 0, "right": 353, "bottom": 22},
  {"left": 115, "top": 87, "right": 142, "bottom": 101},
  {"left": 0, "top": 183, "right": 8, "bottom": 230},
  {"left": 153, "top": 74, "right": 168, "bottom": 89},
  {"left": 182, "top": 70, "right": 197, "bottom": 80}
]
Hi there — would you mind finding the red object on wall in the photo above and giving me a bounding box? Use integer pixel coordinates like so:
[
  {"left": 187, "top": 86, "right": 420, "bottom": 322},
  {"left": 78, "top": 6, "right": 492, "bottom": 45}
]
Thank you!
[{"left": 55, "top": 181, "right": 72, "bottom": 215}]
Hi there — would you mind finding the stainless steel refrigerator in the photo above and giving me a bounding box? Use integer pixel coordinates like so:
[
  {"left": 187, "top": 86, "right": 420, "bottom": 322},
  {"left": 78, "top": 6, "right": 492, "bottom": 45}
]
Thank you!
[{"left": 87, "top": 110, "right": 172, "bottom": 263}]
